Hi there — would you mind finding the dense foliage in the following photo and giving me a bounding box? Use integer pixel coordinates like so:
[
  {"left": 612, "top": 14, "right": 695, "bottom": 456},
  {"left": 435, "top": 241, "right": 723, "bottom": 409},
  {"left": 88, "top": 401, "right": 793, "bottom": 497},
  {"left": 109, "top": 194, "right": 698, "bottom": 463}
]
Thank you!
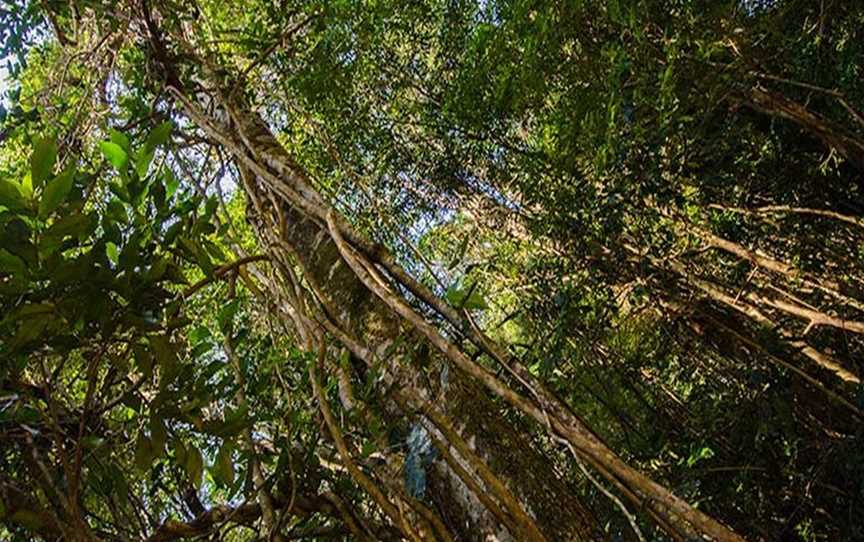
[{"left": 1, "top": 1, "right": 863, "bottom": 541}]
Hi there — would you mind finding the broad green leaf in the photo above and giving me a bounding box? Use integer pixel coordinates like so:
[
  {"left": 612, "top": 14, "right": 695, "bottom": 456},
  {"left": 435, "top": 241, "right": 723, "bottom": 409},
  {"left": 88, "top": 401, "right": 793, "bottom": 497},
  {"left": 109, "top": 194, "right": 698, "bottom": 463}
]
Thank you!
[
  {"left": 134, "top": 433, "right": 154, "bottom": 471},
  {"left": 444, "top": 281, "right": 488, "bottom": 310},
  {"left": 105, "top": 242, "right": 120, "bottom": 265},
  {"left": 9, "top": 317, "right": 49, "bottom": 350},
  {"left": 106, "top": 199, "right": 127, "bottom": 223},
  {"left": 185, "top": 444, "right": 204, "bottom": 489},
  {"left": 9, "top": 509, "right": 43, "bottom": 531},
  {"left": 202, "top": 238, "right": 227, "bottom": 263},
  {"left": 109, "top": 129, "right": 131, "bottom": 152},
  {"left": 136, "top": 149, "right": 155, "bottom": 178},
  {"left": 145, "top": 256, "right": 168, "bottom": 282},
  {"left": 0, "top": 249, "right": 26, "bottom": 277},
  {"left": 0, "top": 179, "right": 26, "bottom": 210},
  {"left": 205, "top": 195, "right": 218, "bottom": 215},
  {"left": 20, "top": 172, "right": 33, "bottom": 198},
  {"left": 150, "top": 413, "right": 167, "bottom": 457},
  {"left": 1, "top": 301, "right": 53, "bottom": 324},
  {"left": 173, "top": 438, "right": 188, "bottom": 467},
  {"left": 149, "top": 334, "right": 180, "bottom": 387},
  {"left": 109, "top": 464, "right": 129, "bottom": 496},
  {"left": 108, "top": 180, "right": 131, "bottom": 202},
  {"left": 41, "top": 213, "right": 95, "bottom": 254},
  {"left": 1, "top": 406, "right": 40, "bottom": 425},
  {"left": 38, "top": 169, "right": 74, "bottom": 218},
  {"left": 212, "top": 441, "right": 234, "bottom": 486},
  {"left": 180, "top": 236, "right": 214, "bottom": 276},
  {"left": 145, "top": 121, "right": 172, "bottom": 151},
  {"left": 203, "top": 404, "right": 249, "bottom": 437},
  {"left": 100, "top": 141, "right": 129, "bottom": 171},
  {"left": 164, "top": 169, "right": 180, "bottom": 200},
  {"left": 30, "top": 137, "right": 57, "bottom": 187},
  {"left": 133, "top": 343, "right": 154, "bottom": 377},
  {"left": 447, "top": 235, "right": 470, "bottom": 269},
  {"left": 149, "top": 334, "right": 177, "bottom": 366},
  {"left": 217, "top": 299, "right": 240, "bottom": 332}
]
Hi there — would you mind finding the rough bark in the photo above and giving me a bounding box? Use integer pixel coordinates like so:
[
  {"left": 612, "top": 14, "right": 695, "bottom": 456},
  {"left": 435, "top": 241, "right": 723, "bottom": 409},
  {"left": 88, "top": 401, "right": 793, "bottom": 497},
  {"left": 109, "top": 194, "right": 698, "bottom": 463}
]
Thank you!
[
  {"left": 246, "top": 176, "right": 599, "bottom": 540},
  {"left": 748, "top": 87, "right": 864, "bottom": 172},
  {"left": 156, "top": 32, "right": 744, "bottom": 539}
]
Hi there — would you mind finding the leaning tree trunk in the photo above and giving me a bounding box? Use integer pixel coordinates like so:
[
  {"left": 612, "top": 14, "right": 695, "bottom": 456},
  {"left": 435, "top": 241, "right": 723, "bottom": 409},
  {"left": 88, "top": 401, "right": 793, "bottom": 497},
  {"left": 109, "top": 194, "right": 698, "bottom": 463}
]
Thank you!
[
  {"left": 238, "top": 166, "right": 601, "bottom": 540},
  {"left": 148, "top": 13, "right": 745, "bottom": 536}
]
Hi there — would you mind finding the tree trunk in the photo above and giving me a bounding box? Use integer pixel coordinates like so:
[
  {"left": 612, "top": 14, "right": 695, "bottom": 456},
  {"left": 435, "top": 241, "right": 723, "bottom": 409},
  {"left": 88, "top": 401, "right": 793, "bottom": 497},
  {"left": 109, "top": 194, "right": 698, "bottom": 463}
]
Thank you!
[
  {"left": 159, "top": 36, "right": 744, "bottom": 541},
  {"left": 243, "top": 170, "right": 600, "bottom": 540}
]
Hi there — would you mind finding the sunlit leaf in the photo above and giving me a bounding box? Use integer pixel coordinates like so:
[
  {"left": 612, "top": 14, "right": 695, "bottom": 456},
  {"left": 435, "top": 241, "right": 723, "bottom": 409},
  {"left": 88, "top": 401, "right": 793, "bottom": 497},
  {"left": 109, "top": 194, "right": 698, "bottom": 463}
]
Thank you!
[
  {"left": 30, "top": 137, "right": 57, "bottom": 187},
  {"left": 185, "top": 444, "right": 204, "bottom": 489},
  {"left": 136, "top": 149, "right": 155, "bottom": 178},
  {"left": 109, "top": 129, "right": 131, "bottom": 152},
  {"left": 135, "top": 433, "right": 154, "bottom": 471},
  {"left": 149, "top": 334, "right": 181, "bottom": 387},
  {"left": 212, "top": 441, "right": 234, "bottom": 486},
  {"left": 145, "top": 121, "right": 173, "bottom": 150},
  {"left": 444, "top": 280, "right": 488, "bottom": 310},
  {"left": 100, "top": 141, "right": 129, "bottom": 171},
  {"left": 0, "top": 179, "right": 26, "bottom": 210},
  {"left": 150, "top": 413, "right": 167, "bottom": 457},
  {"left": 105, "top": 242, "right": 120, "bottom": 265},
  {"left": 38, "top": 168, "right": 74, "bottom": 218}
]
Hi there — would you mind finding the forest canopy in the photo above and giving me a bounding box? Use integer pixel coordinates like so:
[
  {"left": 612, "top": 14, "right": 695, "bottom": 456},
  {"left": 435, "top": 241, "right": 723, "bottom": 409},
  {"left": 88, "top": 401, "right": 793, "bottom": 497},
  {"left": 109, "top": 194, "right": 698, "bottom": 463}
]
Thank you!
[{"left": 1, "top": 1, "right": 863, "bottom": 541}]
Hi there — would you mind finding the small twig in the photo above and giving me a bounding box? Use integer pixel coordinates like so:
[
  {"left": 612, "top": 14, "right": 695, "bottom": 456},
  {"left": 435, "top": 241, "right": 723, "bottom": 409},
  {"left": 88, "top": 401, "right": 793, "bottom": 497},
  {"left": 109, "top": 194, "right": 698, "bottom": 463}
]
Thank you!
[{"left": 181, "top": 254, "right": 270, "bottom": 298}]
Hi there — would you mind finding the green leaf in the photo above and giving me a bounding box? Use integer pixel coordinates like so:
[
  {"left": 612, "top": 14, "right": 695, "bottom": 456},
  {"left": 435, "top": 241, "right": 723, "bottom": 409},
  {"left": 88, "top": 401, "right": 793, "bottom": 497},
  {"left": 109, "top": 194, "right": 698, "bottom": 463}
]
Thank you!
[
  {"left": 105, "top": 242, "right": 120, "bottom": 265},
  {"left": 109, "top": 464, "right": 129, "bottom": 496},
  {"left": 0, "top": 249, "right": 26, "bottom": 277},
  {"left": 41, "top": 213, "right": 95, "bottom": 254},
  {"left": 82, "top": 436, "right": 106, "bottom": 449},
  {"left": 447, "top": 235, "right": 470, "bottom": 269},
  {"left": 109, "top": 129, "right": 130, "bottom": 152},
  {"left": 106, "top": 199, "right": 127, "bottom": 223},
  {"left": 38, "top": 169, "right": 74, "bottom": 218},
  {"left": 0, "top": 179, "right": 26, "bottom": 211},
  {"left": 216, "top": 299, "right": 240, "bottom": 332},
  {"left": 212, "top": 441, "right": 234, "bottom": 486},
  {"left": 2, "top": 302, "right": 54, "bottom": 326},
  {"left": 149, "top": 334, "right": 177, "bottom": 366},
  {"left": 135, "top": 433, "right": 154, "bottom": 471},
  {"left": 202, "top": 238, "right": 227, "bottom": 263},
  {"left": 686, "top": 445, "right": 714, "bottom": 467},
  {"left": 145, "top": 256, "right": 169, "bottom": 282},
  {"left": 185, "top": 444, "right": 204, "bottom": 489},
  {"left": 145, "top": 121, "right": 173, "bottom": 151},
  {"left": 149, "top": 334, "right": 180, "bottom": 387},
  {"left": 9, "top": 317, "right": 49, "bottom": 350},
  {"left": 180, "top": 236, "right": 214, "bottom": 276},
  {"left": 203, "top": 404, "right": 249, "bottom": 437},
  {"left": 108, "top": 180, "right": 131, "bottom": 203},
  {"left": 133, "top": 343, "right": 154, "bottom": 378},
  {"left": 30, "top": 137, "right": 57, "bottom": 187},
  {"left": 20, "top": 172, "right": 33, "bottom": 198},
  {"left": 173, "top": 438, "right": 188, "bottom": 467},
  {"left": 9, "top": 509, "right": 43, "bottom": 531},
  {"left": 99, "top": 141, "right": 129, "bottom": 171},
  {"left": 150, "top": 413, "right": 167, "bottom": 457},
  {"left": 164, "top": 169, "right": 180, "bottom": 200},
  {"left": 444, "top": 280, "right": 488, "bottom": 310},
  {"left": 136, "top": 149, "right": 155, "bottom": 178}
]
